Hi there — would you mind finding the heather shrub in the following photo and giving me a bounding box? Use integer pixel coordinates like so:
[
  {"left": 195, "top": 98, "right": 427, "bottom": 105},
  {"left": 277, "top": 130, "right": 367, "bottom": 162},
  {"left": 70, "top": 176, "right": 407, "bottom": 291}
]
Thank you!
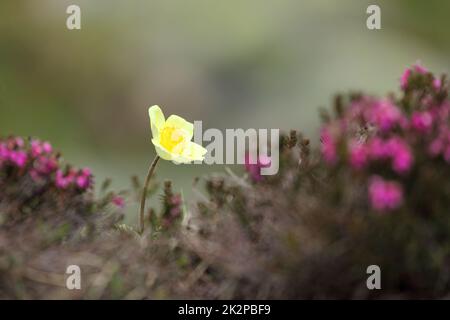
[{"left": 1, "top": 63, "right": 450, "bottom": 299}]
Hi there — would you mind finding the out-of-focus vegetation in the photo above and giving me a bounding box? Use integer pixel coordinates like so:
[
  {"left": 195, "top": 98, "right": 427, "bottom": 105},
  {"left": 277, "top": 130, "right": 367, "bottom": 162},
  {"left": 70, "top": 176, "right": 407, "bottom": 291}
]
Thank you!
[{"left": 1, "top": 65, "right": 450, "bottom": 299}]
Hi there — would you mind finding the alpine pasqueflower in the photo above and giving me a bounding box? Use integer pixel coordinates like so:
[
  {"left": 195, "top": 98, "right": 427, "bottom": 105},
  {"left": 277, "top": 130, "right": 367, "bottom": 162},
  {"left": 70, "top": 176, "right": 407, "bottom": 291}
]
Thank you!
[
  {"left": 149, "top": 105, "right": 207, "bottom": 163},
  {"left": 139, "top": 105, "right": 206, "bottom": 234}
]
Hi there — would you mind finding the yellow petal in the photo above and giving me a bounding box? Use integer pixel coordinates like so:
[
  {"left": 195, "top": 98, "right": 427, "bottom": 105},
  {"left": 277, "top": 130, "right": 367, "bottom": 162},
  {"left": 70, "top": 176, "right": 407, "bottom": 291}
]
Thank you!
[
  {"left": 165, "top": 115, "right": 194, "bottom": 141},
  {"left": 151, "top": 138, "right": 173, "bottom": 161},
  {"left": 179, "top": 141, "right": 207, "bottom": 162},
  {"left": 148, "top": 105, "right": 166, "bottom": 140}
]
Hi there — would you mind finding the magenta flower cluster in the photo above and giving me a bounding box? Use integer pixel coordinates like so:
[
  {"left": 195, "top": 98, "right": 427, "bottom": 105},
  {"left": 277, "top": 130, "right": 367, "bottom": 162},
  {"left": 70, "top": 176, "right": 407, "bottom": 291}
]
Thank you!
[
  {"left": 321, "top": 63, "right": 449, "bottom": 212},
  {"left": 0, "top": 136, "right": 92, "bottom": 191}
]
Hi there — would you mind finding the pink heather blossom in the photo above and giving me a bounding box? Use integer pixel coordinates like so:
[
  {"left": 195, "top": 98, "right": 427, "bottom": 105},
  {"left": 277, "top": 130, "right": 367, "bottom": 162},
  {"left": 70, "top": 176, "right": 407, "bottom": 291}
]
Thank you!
[
  {"left": 414, "top": 62, "right": 428, "bottom": 74},
  {"left": 33, "top": 156, "right": 58, "bottom": 175},
  {"left": 348, "top": 140, "right": 368, "bottom": 169},
  {"left": 367, "top": 137, "right": 390, "bottom": 160},
  {"left": 42, "top": 142, "right": 52, "bottom": 154},
  {"left": 244, "top": 152, "right": 271, "bottom": 182},
  {"left": 76, "top": 175, "right": 90, "bottom": 189},
  {"left": 411, "top": 111, "right": 433, "bottom": 133},
  {"left": 112, "top": 196, "right": 125, "bottom": 208},
  {"left": 368, "top": 176, "right": 404, "bottom": 212},
  {"left": 81, "top": 168, "right": 91, "bottom": 176},
  {"left": 320, "top": 127, "right": 338, "bottom": 165},
  {"left": 15, "top": 137, "right": 24, "bottom": 148},
  {"left": 31, "top": 140, "right": 53, "bottom": 156},
  {"left": 386, "top": 137, "right": 413, "bottom": 174},
  {"left": 0, "top": 143, "right": 9, "bottom": 160},
  {"left": 56, "top": 169, "right": 76, "bottom": 189},
  {"left": 366, "top": 137, "right": 413, "bottom": 173},
  {"left": 433, "top": 78, "right": 442, "bottom": 91},
  {"left": 55, "top": 170, "right": 69, "bottom": 189},
  {"left": 400, "top": 68, "right": 411, "bottom": 90},
  {"left": 366, "top": 99, "right": 402, "bottom": 132},
  {"left": 75, "top": 168, "right": 92, "bottom": 189},
  {"left": 9, "top": 151, "right": 27, "bottom": 168}
]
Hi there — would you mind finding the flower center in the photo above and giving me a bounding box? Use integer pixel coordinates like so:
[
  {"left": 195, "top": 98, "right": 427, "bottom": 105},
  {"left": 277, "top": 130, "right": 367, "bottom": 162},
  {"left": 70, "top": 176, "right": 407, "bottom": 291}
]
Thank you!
[{"left": 160, "top": 126, "right": 185, "bottom": 152}]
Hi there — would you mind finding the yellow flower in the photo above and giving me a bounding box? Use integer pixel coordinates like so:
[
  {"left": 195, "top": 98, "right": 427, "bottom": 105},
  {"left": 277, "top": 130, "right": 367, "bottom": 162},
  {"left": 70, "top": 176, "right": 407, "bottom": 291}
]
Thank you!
[{"left": 148, "top": 105, "right": 207, "bottom": 163}]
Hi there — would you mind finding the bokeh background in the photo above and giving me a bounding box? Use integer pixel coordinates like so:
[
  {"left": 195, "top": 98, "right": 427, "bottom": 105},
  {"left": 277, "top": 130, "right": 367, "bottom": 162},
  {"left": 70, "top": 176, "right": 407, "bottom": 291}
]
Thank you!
[{"left": 1, "top": 0, "right": 450, "bottom": 222}]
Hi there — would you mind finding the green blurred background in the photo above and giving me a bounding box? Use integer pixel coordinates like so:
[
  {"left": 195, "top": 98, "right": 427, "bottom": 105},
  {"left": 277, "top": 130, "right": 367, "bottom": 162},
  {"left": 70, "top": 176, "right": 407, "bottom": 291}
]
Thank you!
[{"left": 1, "top": 0, "right": 450, "bottom": 222}]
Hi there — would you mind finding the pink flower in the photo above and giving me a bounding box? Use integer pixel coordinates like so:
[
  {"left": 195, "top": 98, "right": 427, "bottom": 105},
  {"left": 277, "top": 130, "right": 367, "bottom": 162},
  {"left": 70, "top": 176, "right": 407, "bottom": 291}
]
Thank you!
[
  {"left": 15, "top": 137, "right": 24, "bottom": 148},
  {"left": 76, "top": 175, "right": 90, "bottom": 189},
  {"left": 81, "top": 167, "right": 91, "bottom": 176},
  {"left": 55, "top": 169, "right": 76, "bottom": 189},
  {"left": 368, "top": 137, "right": 390, "bottom": 160},
  {"left": 0, "top": 143, "right": 10, "bottom": 160},
  {"left": 368, "top": 176, "right": 404, "bottom": 212},
  {"left": 348, "top": 140, "right": 368, "bottom": 169},
  {"left": 366, "top": 99, "right": 402, "bottom": 132},
  {"left": 112, "top": 196, "right": 125, "bottom": 209},
  {"left": 411, "top": 111, "right": 433, "bottom": 133},
  {"left": 35, "top": 156, "right": 58, "bottom": 174},
  {"left": 9, "top": 151, "right": 27, "bottom": 168},
  {"left": 31, "top": 140, "right": 43, "bottom": 157},
  {"left": 400, "top": 68, "right": 411, "bottom": 90},
  {"left": 414, "top": 62, "right": 428, "bottom": 74},
  {"left": 75, "top": 168, "right": 92, "bottom": 189},
  {"left": 320, "top": 127, "right": 338, "bottom": 165},
  {"left": 367, "top": 137, "right": 413, "bottom": 174},
  {"left": 433, "top": 78, "right": 442, "bottom": 91},
  {"left": 244, "top": 152, "right": 271, "bottom": 182},
  {"left": 386, "top": 137, "right": 413, "bottom": 174},
  {"left": 42, "top": 142, "right": 52, "bottom": 154}
]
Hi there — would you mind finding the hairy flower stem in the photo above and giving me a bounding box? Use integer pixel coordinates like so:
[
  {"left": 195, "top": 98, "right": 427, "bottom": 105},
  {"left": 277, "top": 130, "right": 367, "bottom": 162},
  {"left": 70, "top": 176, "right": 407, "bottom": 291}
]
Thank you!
[{"left": 139, "top": 155, "right": 160, "bottom": 234}]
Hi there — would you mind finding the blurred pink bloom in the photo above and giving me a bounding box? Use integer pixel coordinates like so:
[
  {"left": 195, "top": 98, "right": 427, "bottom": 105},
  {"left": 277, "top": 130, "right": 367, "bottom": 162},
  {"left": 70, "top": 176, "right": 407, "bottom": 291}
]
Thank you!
[
  {"left": 76, "top": 168, "right": 92, "bottom": 189},
  {"left": 15, "top": 137, "right": 24, "bottom": 148},
  {"left": 366, "top": 99, "right": 402, "bottom": 132},
  {"left": 433, "top": 78, "right": 442, "bottom": 91},
  {"left": 0, "top": 143, "right": 9, "bottom": 160},
  {"left": 368, "top": 176, "right": 403, "bottom": 212},
  {"left": 414, "top": 62, "right": 428, "bottom": 74},
  {"left": 42, "top": 142, "right": 53, "bottom": 154},
  {"left": 386, "top": 137, "right": 413, "bottom": 174},
  {"left": 400, "top": 68, "right": 411, "bottom": 90},
  {"left": 112, "top": 196, "right": 125, "bottom": 209},
  {"left": 244, "top": 152, "right": 271, "bottom": 182},
  {"left": 81, "top": 167, "right": 91, "bottom": 176},
  {"left": 368, "top": 137, "right": 390, "bottom": 160},
  {"left": 366, "top": 137, "right": 413, "bottom": 174},
  {"left": 35, "top": 156, "right": 58, "bottom": 174},
  {"left": 76, "top": 175, "right": 90, "bottom": 189},
  {"left": 31, "top": 140, "right": 43, "bottom": 157},
  {"left": 348, "top": 140, "right": 368, "bottom": 169},
  {"left": 56, "top": 169, "right": 76, "bottom": 189},
  {"left": 9, "top": 151, "right": 27, "bottom": 168},
  {"left": 320, "top": 127, "right": 338, "bottom": 165},
  {"left": 411, "top": 111, "right": 433, "bottom": 133}
]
